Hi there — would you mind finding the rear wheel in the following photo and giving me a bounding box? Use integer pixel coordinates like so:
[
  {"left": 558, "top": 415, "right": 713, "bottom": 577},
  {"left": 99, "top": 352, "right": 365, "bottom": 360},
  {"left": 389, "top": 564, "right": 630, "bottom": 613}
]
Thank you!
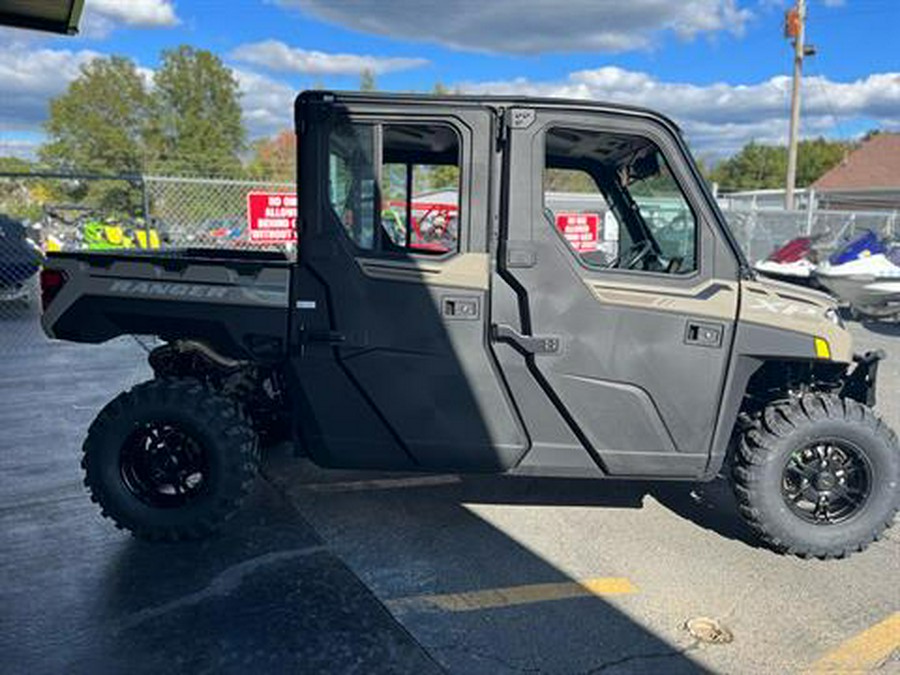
[
  {"left": 733, "top": 393, "right": 900, "bottom": 558},
  {"left": 82, "top": 378, "right": 259, "bottom": 541}
]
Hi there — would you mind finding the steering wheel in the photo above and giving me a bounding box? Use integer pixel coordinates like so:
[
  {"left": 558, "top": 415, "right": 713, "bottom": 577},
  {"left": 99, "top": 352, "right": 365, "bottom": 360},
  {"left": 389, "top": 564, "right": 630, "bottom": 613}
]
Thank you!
[{"left": 615, "top": 240, "right": 653, "bottom": 270}]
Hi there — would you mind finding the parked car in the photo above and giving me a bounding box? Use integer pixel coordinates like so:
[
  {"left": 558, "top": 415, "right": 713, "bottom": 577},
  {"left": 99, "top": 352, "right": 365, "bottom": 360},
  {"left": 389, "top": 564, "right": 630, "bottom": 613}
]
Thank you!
[{"left": 0, "top": 214, "right": 44, "bottom": 306}]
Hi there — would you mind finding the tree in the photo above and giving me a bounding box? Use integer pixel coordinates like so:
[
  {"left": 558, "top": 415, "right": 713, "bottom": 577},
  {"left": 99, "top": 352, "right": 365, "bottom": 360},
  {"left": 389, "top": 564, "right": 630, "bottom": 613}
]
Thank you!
[
  {"left": 147, "top": 46, "right": 245, "bottom": 176},
  {"left": 796, "top": 137, "right": 850, "bottom": 187},
  {"left": 42, "top": 56, "right": 150, "bottom": 174},
  {"left": 709, "top": 138, "right": 852, "bottom": 191},
  {"left": 0, "top": 157, "right": 47, "bottom": 220},
  {"left": 246, "top": 130, "right": 296, "bottom": 182},
  {"left": 360, "top": 69, "right": 376, "bottom": 91},
  {"left": 41, "top": 56, "right": 150, "bottom": 212}
]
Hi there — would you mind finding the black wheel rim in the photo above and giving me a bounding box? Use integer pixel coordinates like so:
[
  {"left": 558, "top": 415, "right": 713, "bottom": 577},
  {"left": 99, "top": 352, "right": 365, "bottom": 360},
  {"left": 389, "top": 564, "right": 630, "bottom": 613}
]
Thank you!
[
  {"left": 781, "top": 440, "right": 872, "bottom": 525},
  {"left": 120, "top": 422, "right": 210, "bottom": 508}
]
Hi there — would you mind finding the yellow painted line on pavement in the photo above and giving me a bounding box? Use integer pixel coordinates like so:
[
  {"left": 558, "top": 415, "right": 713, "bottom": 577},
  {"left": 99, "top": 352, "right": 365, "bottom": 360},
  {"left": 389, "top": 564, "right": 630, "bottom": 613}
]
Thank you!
[
  {"left": 804, "top": 612, "right": 900, "bottom": 674},
  {"left": 387, "top": 577, "right": 637, "bottom": 614},
  {"left": 302, "top": 475, "right": 461, "bottom": 493}
]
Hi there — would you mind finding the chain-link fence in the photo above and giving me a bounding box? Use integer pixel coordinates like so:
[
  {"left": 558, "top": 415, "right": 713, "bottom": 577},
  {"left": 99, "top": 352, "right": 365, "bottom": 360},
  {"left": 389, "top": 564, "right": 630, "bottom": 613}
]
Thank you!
[
  {"left": 0, "top": 171, "right": 299, "bottom": 352},
  {"left": 0, "top": 172, "right": 148, "bottom": 351},
  {"left": 143, "top": 175, "right": 294, "bottom": 251},
  {"left": 721, "top": 203, "right": 898, "bottom": 264}
]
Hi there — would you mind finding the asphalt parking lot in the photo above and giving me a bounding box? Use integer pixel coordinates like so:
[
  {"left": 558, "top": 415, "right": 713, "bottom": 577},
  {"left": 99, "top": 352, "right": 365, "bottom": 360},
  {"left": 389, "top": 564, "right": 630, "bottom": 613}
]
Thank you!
[{"left": 1, "top": 301, "right": 898, "bottom": 674}]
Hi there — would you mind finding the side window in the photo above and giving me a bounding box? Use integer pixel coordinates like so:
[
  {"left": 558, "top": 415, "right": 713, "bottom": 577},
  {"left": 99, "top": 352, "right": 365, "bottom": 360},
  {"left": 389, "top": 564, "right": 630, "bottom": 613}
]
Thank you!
[
  {"left": 329, "top": 123, "right": 376, "bottom": 250},
  {"left": 327, "top": 121, "right": 461, "bottom": 255},
  {"left": 381, "top": 124, "right": 460, "bottom": 254},
  {"left": 628, "top": 152, "right": 696, "bottom": 271},
  {"left": 544, "top": 127, "right": 698, "bottom": 275},
  {"left": 544, "top": 168, "right": 623, "bottom": 268}
]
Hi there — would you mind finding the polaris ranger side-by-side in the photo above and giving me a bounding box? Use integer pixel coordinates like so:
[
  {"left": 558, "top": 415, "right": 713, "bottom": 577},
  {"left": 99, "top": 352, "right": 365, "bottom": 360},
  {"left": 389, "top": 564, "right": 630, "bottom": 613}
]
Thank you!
[{"left": 41, "top": 92, "right": 898, "bottom": 558}]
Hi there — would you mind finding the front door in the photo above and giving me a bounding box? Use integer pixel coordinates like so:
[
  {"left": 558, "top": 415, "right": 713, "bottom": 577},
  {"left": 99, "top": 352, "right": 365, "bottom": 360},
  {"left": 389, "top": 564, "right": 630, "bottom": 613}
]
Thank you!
[
  {"left": 493, "top": 107, "right": 741, "bottom": 478},
  {"left": 291, "top": 92, "right": 527, "bottom": 471}
]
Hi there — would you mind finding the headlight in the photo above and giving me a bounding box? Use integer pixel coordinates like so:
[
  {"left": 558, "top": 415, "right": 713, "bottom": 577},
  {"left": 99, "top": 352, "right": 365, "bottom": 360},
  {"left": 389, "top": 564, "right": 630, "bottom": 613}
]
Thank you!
[{"left": 825, "top": 307, "right": 844, "bottom": 328}]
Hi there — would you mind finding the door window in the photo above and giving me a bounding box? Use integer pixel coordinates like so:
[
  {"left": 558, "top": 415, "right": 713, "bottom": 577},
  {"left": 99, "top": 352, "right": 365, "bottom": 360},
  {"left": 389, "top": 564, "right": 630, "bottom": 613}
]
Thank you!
[
  {"left": 327, "top": 121, "right": 461, "bottom": 255},
  {"left": 544, "top": 127, "right": 697, "bottom": 275},
  {"left": 329, "top": 123, "right": 376, "bottom": 250}
]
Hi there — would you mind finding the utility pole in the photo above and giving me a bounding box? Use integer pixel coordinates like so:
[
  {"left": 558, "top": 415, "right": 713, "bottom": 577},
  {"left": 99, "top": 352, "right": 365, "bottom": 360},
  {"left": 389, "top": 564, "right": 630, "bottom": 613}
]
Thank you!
[{"left": 784, "top": 0, "right": 806, "bottom": 210}]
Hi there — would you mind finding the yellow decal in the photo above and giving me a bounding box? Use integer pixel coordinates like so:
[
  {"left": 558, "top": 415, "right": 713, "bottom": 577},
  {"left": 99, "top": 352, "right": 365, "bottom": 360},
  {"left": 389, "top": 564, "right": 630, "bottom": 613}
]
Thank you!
[{"left": 814, "top": 337, "right": 831, "bottom": 359}]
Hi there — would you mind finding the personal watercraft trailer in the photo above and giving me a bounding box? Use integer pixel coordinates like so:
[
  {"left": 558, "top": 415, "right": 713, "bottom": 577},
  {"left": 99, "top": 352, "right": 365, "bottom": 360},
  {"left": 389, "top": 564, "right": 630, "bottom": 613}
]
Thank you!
[{"left": 40, "top": 91, "right": 899, "bottom": 559}]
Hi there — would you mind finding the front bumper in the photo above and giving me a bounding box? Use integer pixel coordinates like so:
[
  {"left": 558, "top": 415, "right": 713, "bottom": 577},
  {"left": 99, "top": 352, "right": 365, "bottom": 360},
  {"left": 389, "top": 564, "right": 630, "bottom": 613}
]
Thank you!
[{"left": 841, "top": 350, "right": 884, "bottom": 406}]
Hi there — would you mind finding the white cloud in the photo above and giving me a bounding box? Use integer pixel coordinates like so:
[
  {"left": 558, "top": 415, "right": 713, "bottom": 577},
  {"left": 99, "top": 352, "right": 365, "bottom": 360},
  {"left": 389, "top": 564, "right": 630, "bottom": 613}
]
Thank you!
[
  {"left": 0, "top": 44, "right": 99, "bottom": 132},
  {"left": 233, "top": 69, "right": 296, "bottom": 138},
  {"left": 282, "top": 0, "right": 753, "bottom": 53},
  {"left": 0, "top": 38, "right": 294, "bottom": 140},
  {"left": 457, "top": 67, "right": 900, "bottom": 156},
  {"left": 80, "top": 0, "right": 179, "bottom": 37},
  {"left": 231, "top": 40, "right": 428, "bottom": 76},
  {"left": 2, "top": 35, "right": 896, "bottom": 161}
]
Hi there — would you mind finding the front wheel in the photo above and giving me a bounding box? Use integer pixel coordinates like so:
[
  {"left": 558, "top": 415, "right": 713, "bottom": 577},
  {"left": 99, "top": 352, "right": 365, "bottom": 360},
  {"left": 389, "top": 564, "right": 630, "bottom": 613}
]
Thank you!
[
  {"left": 82, "top": 378, "right": 260, "bottom": 541},
  {"left": 733, "top": 393, "right": 899, "bottom": 558}
]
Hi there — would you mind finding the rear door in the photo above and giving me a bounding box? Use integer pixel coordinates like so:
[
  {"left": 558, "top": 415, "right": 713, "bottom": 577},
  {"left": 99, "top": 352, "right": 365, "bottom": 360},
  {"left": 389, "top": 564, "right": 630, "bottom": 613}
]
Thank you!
[
  {"left": 492, "top": 106, "right": 741, "bottom": 478},
  {"left": 291, "top": 93, "right": 527, "bottom": 471}
]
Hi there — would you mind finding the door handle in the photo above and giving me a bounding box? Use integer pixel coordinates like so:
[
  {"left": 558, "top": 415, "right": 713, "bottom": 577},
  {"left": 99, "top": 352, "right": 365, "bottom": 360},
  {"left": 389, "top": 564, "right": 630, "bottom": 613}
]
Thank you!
[
  {"left": 684, "top": 321, "right": 723, "bottom": 348},
  {"left": 492, "top": 324, "right": 560, "bottom": 354}
]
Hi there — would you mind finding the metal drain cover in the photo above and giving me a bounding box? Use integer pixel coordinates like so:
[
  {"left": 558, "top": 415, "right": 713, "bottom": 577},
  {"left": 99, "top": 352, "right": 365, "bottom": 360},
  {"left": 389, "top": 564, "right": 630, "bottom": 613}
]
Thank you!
[{"left": 685, "top": 617, "right": 734, "bottom": 644}]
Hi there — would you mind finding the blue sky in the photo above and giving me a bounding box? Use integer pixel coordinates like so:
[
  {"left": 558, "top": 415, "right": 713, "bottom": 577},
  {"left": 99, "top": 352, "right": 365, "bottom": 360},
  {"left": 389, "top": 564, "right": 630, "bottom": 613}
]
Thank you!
[{"left": 1, "top": 0, "right": 898, "bottom": 159}]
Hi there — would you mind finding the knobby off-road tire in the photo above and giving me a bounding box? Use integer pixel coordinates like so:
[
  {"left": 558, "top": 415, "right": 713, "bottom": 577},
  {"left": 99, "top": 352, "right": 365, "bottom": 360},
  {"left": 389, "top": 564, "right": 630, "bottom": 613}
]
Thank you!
[
  {"left": 82, "top": 378, "right": 260, "bottom": 541},
  {"left": 733, "top": 393, "right": 900, "bottom": 559}
]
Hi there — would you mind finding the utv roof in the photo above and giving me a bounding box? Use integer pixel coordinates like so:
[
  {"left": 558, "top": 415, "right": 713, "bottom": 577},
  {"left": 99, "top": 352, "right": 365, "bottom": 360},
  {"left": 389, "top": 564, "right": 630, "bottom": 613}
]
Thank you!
[{"left": 296, "top": 90, "right": 683, "bottom": 134}]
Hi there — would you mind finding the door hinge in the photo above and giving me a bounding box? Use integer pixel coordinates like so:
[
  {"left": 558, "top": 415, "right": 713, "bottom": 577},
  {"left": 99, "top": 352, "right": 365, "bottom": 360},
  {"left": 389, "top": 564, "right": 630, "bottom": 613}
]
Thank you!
[{"left": 495, "top": 108, "right": 508, "bottom": 150}]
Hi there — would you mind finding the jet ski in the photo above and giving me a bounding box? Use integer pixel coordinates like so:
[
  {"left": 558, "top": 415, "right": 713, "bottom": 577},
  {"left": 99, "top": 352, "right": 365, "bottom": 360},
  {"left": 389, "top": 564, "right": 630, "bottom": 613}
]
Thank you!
[
  {"left": 0, "top": 214, "right": 44, "bottom": 304},
  {"left": 754, "top": 235, "right": 821, "bottom": 286},
  {"left": 814, "top": 230, "right": 900, "bottom": 320}
]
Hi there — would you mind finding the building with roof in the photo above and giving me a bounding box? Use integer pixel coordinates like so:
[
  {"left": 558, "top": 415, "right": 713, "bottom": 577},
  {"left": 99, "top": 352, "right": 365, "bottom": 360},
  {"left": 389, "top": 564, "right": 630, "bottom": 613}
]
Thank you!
[{"left": 812, "top": 133, "right": 900, "bottom": 211}]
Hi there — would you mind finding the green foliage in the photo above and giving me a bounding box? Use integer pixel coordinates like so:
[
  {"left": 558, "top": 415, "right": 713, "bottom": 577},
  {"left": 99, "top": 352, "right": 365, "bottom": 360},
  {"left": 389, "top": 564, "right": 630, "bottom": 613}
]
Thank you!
[
  {"left": 710, "top": 138, "right": 851, "bottom": 191},
  {"left": 147, "top": 46, "right": 245, "bottom": 177},
  {"left": 0, "top": 157, "right": 43, "bottom": 220},
  {"left": 41, "top": 56, "right": 150, "bottom": 213},
  {"left": 42, "top": 56, "right": 149, "bottom": 174},
  {"left": 415, "top": 164, "right": 459, "bottom": 193},
  {"left": 37, "top": 47, "right": 250, "bottom": 214},
  {"left": 246, "top": 130, "right": 296, "bottom": 182},
  {"left": 544, "top": 168, "right": 598, "bottom": 193},
  {"left": 360, "top": 69, "right": 376, "bottom": 92}
]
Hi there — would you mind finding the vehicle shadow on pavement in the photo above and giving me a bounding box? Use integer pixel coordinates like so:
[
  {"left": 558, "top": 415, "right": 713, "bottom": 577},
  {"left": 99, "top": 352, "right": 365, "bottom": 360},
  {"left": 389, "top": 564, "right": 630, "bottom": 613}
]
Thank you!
[
  {"left": 858, "top": 320, "right": 900, "bottom": 337},
  {"left": 649, "top": 479, "right": 763, "bottom": 549},
  {"left": 446, "top": 473, "right": 762, "bottom": 549},
  {"left": 263, "top": 451, "right": 724, "bottom": 674}
]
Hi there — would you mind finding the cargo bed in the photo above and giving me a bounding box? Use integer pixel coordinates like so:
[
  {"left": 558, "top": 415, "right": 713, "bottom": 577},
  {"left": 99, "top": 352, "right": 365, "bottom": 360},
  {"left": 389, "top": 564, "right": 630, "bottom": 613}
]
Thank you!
[{"left": 41, "top": 248, "right": 293, "bottom": 361}]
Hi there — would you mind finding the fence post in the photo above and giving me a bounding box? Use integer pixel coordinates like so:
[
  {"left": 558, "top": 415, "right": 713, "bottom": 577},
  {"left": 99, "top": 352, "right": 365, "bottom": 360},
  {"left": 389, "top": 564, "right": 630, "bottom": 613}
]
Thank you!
[
  {"left": 141, "top": 175, "right": 150, "bottom": 221},
  {"left": 805, "top": 188, "right": 815, "bottom": 235},
  {"left": 140, "top": 175, "right": 153, "bottom": 249}
]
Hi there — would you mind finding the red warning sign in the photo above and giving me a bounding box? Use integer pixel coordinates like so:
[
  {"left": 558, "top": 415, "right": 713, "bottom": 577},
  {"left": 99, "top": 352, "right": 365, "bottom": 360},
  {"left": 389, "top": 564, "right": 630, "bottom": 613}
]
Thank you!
[
  {"left": 247, "top": 192, "right": 297, "bottom": 243},
  {"left": 555, "top": 212, "right": 599, "bottom": 252}
]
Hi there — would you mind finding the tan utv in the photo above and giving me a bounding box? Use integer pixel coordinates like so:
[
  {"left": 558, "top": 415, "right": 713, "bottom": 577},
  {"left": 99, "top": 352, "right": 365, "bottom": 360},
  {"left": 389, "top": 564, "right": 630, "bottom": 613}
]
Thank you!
[{"left": 40, "top": 91, "right": 898, "bottom": 558}]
